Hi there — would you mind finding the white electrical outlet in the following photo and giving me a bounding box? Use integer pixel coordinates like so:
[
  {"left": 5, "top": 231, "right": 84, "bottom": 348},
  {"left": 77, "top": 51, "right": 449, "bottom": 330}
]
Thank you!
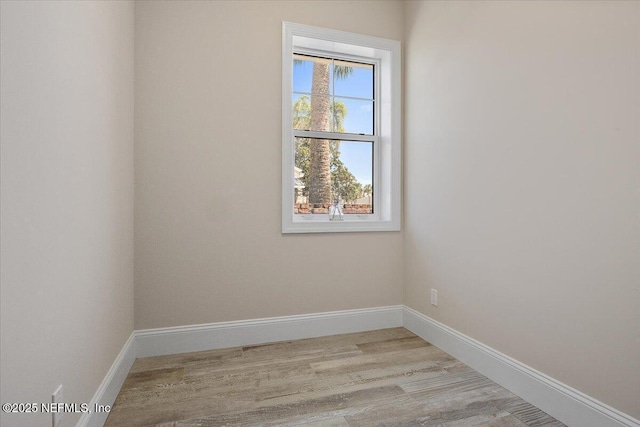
[
  {"left": 52, "top": 385, "right": 63, "bottom": 427},
  {"left": 430, "top": 289, "right": 438, "bottom": 306}
]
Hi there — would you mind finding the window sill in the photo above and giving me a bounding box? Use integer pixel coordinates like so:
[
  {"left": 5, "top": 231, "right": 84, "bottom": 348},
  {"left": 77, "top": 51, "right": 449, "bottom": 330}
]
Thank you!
[{"left": 282, "top": 217, "right": 400, "bottom": 234}]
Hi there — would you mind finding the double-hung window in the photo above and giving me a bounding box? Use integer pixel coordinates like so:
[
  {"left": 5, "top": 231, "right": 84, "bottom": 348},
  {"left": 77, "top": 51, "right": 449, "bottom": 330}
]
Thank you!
[{"left": 282, "top": 22, "right": 401, "bottom": 233}]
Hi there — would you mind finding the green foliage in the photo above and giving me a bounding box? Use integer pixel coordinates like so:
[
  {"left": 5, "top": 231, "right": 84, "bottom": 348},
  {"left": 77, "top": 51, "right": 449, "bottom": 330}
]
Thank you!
[
  {"left": 362, "top": 184, "right": 372, "bottom": 197},
  {"left": 333, "top": 65, "right": 354, "bottom": 80},
  {"left": 293, "top": 59, "right": 354, "bottom": 81},
  {"left": 330, "top": 154, "right": 363, "bottom": 203},
  {"left": 293, "top": 95, "right": 363, "bottom": 203}
]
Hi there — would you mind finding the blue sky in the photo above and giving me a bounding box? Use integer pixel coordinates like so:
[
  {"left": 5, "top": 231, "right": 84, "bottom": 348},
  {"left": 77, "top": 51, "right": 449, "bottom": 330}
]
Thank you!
[{"left": 293, "top": 58, "right": 374, "bottom": 187}]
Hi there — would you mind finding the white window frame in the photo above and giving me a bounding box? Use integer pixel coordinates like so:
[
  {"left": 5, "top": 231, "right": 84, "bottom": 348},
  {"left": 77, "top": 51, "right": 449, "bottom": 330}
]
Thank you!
[{"left": 282, "top": 22, "right": 401, "bottom": 233}]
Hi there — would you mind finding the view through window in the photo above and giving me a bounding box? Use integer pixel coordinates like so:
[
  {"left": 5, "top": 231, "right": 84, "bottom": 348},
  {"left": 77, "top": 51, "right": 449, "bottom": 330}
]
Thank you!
[{"left": 292, "top": 54, "right": 375, "bottom": 215}]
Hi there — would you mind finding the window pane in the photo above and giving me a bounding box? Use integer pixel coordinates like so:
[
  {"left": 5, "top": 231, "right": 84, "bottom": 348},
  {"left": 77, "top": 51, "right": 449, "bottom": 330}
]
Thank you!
[
  {"left": 292, "top": 94, "right": 310, "bottom": 130},
  {"left": 293, "top": 54, "right": 374, "bottom": 135},
  {"left": 294, "top": 137, "right": 373, "bottom": 215},
  {"left": 333, "top": 60, "right": 373, "bottom": 100},
  {"left": 291, "top": 96, "right": 373, "bottom": 134},
  {"left": 335, "top": 97, "right": 374, "bottom": 135},
  {"left": 293, "top": 54, "right": 333, "bottom": 96}
]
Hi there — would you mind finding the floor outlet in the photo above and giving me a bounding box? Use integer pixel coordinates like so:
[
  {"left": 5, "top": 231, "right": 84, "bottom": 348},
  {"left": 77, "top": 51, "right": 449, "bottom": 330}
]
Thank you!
[
  {"left": 431, "top": 289, "right": 438, "bottom": 306},
  {"left": 52, "top": 385, "right": 63, "bottom": 427}
]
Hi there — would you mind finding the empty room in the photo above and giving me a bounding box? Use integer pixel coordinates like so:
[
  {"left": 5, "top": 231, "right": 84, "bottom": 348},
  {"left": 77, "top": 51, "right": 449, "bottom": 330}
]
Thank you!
[{"left": 1, "top": 1, "right": 638, "bottom": 426}]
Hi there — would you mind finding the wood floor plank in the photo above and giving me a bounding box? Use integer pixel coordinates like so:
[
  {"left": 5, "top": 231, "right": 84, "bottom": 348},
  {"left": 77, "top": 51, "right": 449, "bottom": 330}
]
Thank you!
[
  {"left": 441, "top": 411, "right": 528, "bottom": 426},
  {"left": 173, "top": 385, "right": 405, "bottom": 427},
  {"left": 295, "top": 417, "right": 351, "bottom": 427},
  {"left": 341, "top": 394, "right": 440, "bottom": 426},
  {"left": 252, "top": 361, "right": 445, "bottom": 403},
  {"left": 129, "top": 347, "right": 243, "bottom": 374},
  {"left": 119, "top": 367, "right": 185, "bottom": 391},
  {"left": 310, "top": 345, "right": 453, "bottom": 376},
  {"left": 104, "top": 328, "right": 565, "bottom": 427},
  {"left": 355, "top": 336, "right": 431, "bottom": 354},
  {"left": 505, "top": 401, "right": 566, "bottom": 427}
]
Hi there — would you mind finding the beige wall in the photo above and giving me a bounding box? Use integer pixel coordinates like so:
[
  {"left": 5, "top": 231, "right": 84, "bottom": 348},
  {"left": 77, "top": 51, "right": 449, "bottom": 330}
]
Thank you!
[
  {"left": 0, "top": 2, "right": 134, "bottom": 426},
  {"left": 134, "top": 1, "right": 405, "bottom": 330},
  {"left": 404, "top": 0, "right": 640, "bottom": 418}
]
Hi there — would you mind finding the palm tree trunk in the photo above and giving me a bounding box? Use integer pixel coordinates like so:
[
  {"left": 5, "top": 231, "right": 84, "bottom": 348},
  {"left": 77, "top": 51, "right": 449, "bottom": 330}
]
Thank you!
[{"left": 309, "top": 62, "right": 332, "bottom": 204}]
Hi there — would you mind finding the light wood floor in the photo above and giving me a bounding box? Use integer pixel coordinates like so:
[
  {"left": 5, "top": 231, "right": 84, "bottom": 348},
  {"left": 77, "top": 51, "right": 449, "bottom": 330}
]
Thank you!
[{"left": 105, "top": 328, "right": 565, "bottom": 427}]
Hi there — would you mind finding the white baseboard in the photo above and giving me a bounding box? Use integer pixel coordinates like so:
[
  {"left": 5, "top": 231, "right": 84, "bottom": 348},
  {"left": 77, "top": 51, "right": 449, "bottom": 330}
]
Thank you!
[
  {"left": 135, "top": 305, "right": 404, "bottom": 358},
  {"left": 76, "top": 332, "right": 136, "bottom": 427},
  {"left": 402, "top": 306, "right": 640, "bottom": 427}
]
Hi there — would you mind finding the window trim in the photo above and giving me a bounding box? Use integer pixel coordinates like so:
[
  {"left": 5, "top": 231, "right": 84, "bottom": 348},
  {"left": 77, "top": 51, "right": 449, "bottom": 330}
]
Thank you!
[{"left": 282, "top": 22, "right": 401, "bottom": 233}]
